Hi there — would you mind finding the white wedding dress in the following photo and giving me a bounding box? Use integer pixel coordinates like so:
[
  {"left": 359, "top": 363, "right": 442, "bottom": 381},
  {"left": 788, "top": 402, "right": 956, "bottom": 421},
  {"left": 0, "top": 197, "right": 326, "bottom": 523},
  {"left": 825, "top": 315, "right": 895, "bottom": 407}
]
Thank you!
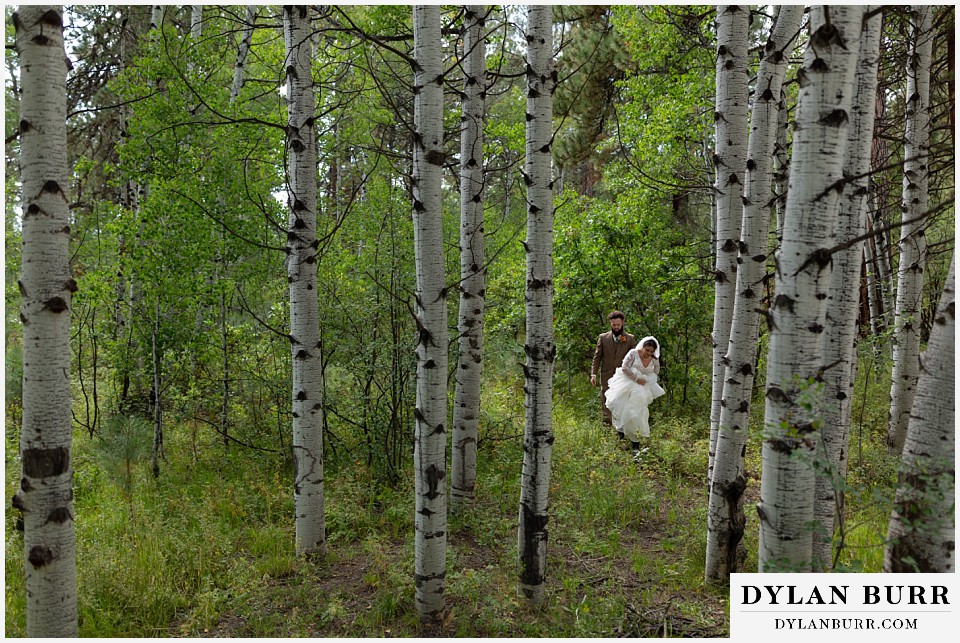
[{"left": 604, "top": 348, "right": 665, "bottom": 441}]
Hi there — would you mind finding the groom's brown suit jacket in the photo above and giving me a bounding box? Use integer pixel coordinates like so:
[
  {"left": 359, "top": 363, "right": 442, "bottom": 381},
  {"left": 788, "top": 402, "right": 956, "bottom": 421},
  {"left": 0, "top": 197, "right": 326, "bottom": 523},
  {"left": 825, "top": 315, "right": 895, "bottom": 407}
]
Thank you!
[{"left": 591, "top": 331, "right": 636, "bottom": 393}]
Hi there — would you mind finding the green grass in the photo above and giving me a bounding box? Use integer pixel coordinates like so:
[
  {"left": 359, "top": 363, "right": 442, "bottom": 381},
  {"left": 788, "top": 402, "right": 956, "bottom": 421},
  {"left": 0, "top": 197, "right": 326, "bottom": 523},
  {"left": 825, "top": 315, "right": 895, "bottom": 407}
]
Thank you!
[{"left": 5, "top": 356, "right": 898, "bottom": 637}]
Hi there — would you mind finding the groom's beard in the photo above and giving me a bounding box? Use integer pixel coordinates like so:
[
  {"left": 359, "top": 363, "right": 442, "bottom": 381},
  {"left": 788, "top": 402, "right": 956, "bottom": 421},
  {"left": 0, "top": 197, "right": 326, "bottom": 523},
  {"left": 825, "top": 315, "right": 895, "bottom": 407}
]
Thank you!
[{"left": 612, "top": 328, "right": 623, "bottom": 337}]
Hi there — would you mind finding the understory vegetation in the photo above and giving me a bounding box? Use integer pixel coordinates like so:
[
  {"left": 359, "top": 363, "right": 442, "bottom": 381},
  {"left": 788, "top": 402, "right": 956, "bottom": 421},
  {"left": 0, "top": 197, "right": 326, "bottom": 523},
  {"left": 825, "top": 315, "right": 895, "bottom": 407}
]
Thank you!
[
  {"left": 6, "top": 4, "right": 952, "bottom": 636},
  {"left": 5, "top": 344, "right": 899, "bottom": 637}
]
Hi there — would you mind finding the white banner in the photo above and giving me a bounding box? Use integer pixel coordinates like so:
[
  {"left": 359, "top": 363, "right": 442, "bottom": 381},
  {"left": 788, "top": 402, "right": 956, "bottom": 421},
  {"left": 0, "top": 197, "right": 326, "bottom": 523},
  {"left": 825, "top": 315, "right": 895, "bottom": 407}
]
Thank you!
[{"left": 731, "top": 573, "right": 958, "bottom": 641}]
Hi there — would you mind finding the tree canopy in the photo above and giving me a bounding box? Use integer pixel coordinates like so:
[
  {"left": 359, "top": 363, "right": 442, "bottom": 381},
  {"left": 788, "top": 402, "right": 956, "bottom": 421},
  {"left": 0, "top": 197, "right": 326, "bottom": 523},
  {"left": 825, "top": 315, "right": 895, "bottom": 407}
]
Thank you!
[{"left": 5, "top": 4, "right": 955, "bottom": 637}]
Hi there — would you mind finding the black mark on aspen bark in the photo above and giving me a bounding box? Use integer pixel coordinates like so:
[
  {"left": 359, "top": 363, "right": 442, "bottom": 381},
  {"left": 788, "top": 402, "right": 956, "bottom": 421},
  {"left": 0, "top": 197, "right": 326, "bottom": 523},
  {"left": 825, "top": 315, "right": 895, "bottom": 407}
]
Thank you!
[
  {"left": 28, "top": 545, "right": 55, "bottom": 568},
  {"left": 46, "top": 506, "right": 72, "bottom": 525},
  {"left": 765, "top": 386, "right": 791, "bottom": 405},
  {"left": 424, "top": 463, "right": 445, "bottom": 500},
  {"left": 774, "top": 294, "right": 796, "bottom": 313},
  {"left": 414, "top": 571, "right": 446, "bottom": 588},
  {"left": 41, "top": 180, "right": 64, "bottom": 196},
  {"left": 820, "top": 109, "right": 848, "bottom": 127},
  {"left": 42, "top": 297, "right": 69, "bottom": 313},
  {"left": 22, "top": 447, "right": 69, "bottom": 478}
]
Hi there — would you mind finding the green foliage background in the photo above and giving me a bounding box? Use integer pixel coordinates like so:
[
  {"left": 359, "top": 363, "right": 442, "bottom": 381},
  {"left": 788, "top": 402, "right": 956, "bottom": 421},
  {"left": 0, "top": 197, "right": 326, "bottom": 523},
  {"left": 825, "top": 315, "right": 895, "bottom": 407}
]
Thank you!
[{"left": 4, "top": 4, "right": 954, "bottom": 637}]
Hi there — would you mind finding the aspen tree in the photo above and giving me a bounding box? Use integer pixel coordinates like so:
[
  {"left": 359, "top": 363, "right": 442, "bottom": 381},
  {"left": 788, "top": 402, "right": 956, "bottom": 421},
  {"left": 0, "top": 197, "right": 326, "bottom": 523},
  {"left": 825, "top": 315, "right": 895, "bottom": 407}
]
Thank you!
[
  {"left": 888, "top": 6, "right": 934, "bottom": 454},
  {"left": 191, "top": 5, "right": 203, "bottom": 41},
  {"left": 151, "top": 5, "right": 163, "bottom": 31},
  {"left": 705, "top": 5, "right": 802, "bottom": 583},
  {"left": 115, "top": 11, "right": 137, "bottom": 410},
  {"left": 230, "top": 6, "right": 258, "bottom": 104},
  {"left": 411, "top": 5, "right": 448, "bottom": 620},
  {"left": 708, "top": 5, "right": 749, "bottom": 485},
  {"left": 812, "top": 7, "right": 883, "bottom": 571},
  {"left": 283, "top": 4, "right": 325, "bottom": 556},
  {"left": 885, "top": 256, "right": 955, "bottom": 572},
  {"left": 219, "top": 4, "right": 258, "bottom": 449},
  {"left": 866, "top": 77, "right": 897, "bottom": 338},
  {"left": 452, "top": 5, "right": 489, "bottom": 509},
  {"left": 772, "top": 85, "right": 790, "bottom": 247},
  {"left": 12, "top": 5, "right": 78, "bottom": 635},
  {"left": 758, "top": 5, "right": 865, "bottom": 572},
  {"left": 518, "top": 4, "right": 556, "bottom": 606}
]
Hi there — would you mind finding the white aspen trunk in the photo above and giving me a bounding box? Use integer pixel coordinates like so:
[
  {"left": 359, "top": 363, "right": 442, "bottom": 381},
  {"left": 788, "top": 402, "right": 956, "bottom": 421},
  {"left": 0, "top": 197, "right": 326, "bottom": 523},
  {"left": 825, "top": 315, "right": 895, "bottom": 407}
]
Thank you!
[
  {"left": 218, "top": 5, "right": 256, "bottom": 449},
  {"left": 122, "top": 13, "right": 157, "bottom": 414},
  {"left": 888, "top": 6, "right": 933, "bottom": 454},
  {"left": 220, "top": 289, "right": 229, "bottom": 449},
  {"left": 758, "top": 5, "right": 864, "bottom": 573},
  {"left": 12, "top": 6, "right": 78, "bottom": 636},
  {"left": 411, "top": 5, "right": 448, "bottom": 621},
  {"left": 116, "top": 15, "right": 135, "bottom": 348},
  {"left": 518, "top": 4, "right": 555, "bottom": 606},
  {"left": 773, "top": 85, "right": 790, "bottom": 249},
  {"left": 191, "top": 5, "right": 203, "bottom": 40},
  {"left": 705, "top": 5, "right": 803, "bottom": 583},
  {"left": 812, "top": 8, "right": 882, "bottom": 571},
  {"left": 230, "top": 6, "right": 258, "bottom": 103},
  {"left": 708, "top": 5, "right": 750, "bottom": 486},
  {"left": 884, "top": 256, "right": 954, "bottom": 572},
  {"left": 870, "top": 85, "right": 896, "bottom": 334},
  {"left": 151, "top": 5, "right": 163, "bottom": 31},
  {"left": 283, "top": 5, "right": 324, "bottom": 556},
  {"left": 451, "top": 5, "right": 487, "bottom": 509},
  {"left": 865, "top": 234, "right": 883, "bottom": 336}
]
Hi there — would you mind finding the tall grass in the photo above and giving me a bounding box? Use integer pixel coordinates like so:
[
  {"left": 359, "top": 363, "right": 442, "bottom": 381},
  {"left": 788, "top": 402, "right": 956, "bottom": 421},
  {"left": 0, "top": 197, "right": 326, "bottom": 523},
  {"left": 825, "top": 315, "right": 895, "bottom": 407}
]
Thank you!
[{"left": 5, "top": 344, "right": 898, "bottom": 636}]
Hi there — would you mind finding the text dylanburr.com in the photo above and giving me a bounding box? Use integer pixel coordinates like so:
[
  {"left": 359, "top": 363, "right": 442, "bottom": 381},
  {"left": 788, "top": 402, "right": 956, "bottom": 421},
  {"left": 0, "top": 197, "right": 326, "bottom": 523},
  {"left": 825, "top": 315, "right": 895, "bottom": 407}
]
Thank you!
[{"left": 731, "top": 573, "right": 957, "bottom": 641}]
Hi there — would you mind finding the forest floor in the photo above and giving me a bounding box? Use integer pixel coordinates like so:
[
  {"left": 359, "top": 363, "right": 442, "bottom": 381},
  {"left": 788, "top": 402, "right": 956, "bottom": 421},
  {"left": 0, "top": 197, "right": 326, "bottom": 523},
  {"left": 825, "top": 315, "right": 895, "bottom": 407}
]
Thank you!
[
  {"left": 6, "top": 367, "right": 895, "bottom": 637},
  {"left": 164, "top": 420, "right": 734, "bottom": 638}
]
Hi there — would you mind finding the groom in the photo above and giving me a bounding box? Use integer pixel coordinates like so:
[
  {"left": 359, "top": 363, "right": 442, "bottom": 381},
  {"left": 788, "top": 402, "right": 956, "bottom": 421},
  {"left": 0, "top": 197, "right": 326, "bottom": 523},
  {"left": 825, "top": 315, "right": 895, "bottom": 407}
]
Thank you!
[{"left": 590, "top": 310, "right": 636, "bottom": 426}]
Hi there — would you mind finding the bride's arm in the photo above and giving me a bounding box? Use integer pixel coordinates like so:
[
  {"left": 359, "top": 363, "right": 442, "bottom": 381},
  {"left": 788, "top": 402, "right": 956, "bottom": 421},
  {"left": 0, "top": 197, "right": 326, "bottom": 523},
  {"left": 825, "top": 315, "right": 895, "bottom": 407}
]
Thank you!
[{"left": 621, "top": 351, "right": 645, "bottom": 384}]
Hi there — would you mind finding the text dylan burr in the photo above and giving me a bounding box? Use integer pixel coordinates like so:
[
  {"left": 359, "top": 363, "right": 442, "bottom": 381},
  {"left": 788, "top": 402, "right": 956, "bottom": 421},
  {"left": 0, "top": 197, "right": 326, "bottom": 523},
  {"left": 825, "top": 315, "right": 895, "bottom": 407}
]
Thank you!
[{"left": 741, "top": 585, "right": 949, "bottom": 606}]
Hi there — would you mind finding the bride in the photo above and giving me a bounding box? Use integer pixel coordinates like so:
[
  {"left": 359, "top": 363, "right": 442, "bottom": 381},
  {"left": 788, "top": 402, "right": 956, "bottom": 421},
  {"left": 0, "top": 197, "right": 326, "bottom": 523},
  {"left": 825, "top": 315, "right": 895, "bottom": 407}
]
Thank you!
[{"left": 604, "top": 336, "right": 665, "bottom": 454}]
